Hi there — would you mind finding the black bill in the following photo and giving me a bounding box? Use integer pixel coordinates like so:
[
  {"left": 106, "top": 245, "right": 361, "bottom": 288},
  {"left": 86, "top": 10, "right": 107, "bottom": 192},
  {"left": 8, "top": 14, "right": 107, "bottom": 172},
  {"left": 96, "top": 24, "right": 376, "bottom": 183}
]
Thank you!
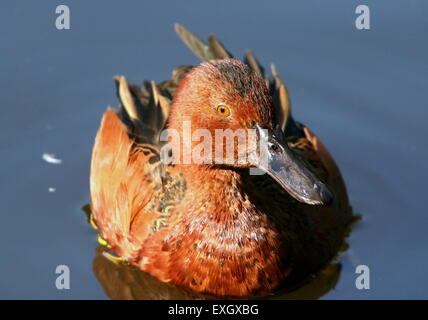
[{"left": 250, "top": 125, "right": 333, "bottom": 206}]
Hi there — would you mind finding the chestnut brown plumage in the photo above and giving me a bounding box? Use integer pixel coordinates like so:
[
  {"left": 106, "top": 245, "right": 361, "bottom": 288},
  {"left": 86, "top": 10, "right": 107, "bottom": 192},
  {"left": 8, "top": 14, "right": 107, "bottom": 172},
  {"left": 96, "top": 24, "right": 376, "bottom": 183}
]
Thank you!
[{"left": 90, "top": 24, "right": 354, "bottom": 296}]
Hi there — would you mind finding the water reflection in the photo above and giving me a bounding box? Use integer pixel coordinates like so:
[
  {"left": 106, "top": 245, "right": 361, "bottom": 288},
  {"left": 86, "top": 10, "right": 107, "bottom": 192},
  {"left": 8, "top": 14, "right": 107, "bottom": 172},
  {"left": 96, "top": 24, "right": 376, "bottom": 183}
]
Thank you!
[{"left": 84, "top": 204, "right": 347, "bottom": 300}]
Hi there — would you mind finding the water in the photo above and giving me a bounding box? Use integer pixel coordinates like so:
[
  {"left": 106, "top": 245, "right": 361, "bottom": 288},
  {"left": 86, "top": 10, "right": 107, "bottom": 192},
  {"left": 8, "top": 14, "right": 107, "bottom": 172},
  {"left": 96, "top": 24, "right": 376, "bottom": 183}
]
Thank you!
[{"left": 0, "top": 0, "right": 427, "bottom": 299}]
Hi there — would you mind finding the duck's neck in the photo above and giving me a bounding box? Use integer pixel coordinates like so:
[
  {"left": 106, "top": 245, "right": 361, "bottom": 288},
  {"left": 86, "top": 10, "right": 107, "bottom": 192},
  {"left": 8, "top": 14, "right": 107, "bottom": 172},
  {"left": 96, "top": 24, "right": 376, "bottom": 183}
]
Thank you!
[
  {"left": 178, "top": 164, "right": 246, "bottom": 191},
  {"left": 176, "top": 164, "right": 254, "bottom": 218}
]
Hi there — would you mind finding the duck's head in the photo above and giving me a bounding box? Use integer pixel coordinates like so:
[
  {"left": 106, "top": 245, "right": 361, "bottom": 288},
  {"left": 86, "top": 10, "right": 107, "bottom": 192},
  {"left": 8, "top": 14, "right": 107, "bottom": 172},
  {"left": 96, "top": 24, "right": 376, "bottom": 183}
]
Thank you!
[{"left": 166, "top": 58, "right": 332, "bottom": 205}]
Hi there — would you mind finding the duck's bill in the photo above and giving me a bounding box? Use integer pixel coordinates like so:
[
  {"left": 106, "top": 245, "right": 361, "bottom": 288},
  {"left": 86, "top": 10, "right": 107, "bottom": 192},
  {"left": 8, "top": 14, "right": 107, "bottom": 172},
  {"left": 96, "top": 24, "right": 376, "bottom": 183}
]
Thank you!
[{"left": 251, "top": 126, "right": 333, "bottom": 206}]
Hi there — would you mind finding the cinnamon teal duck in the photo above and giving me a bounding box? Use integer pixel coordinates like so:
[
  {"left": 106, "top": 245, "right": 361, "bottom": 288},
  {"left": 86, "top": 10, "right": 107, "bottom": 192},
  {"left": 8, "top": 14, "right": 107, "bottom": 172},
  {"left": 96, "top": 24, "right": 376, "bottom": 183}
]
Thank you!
[{"left": 89, "top": 24, "right": 354, "bottom": 297}]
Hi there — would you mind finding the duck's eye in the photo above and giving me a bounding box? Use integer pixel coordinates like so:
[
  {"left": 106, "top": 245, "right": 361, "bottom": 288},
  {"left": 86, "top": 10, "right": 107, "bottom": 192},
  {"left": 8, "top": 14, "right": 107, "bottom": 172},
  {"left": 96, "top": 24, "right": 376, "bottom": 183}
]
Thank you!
[{"left": 216, "top": 104, "right": 231, "bottom": 118}]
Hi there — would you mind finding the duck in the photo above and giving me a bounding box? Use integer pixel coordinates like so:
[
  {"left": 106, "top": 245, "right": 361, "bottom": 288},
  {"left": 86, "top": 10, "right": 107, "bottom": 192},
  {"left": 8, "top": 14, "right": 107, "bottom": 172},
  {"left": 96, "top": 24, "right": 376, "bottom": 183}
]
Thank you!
[{"left": 89, "top": 24, "right": 354, "bottom": 297}]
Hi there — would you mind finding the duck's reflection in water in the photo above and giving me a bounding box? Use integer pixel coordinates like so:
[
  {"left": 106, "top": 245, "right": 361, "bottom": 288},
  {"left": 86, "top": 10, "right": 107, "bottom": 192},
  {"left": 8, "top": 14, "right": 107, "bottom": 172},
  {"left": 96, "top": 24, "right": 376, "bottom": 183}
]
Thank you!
[{"left": 92, "top": 245, "right": 342, "bottom": 300}]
